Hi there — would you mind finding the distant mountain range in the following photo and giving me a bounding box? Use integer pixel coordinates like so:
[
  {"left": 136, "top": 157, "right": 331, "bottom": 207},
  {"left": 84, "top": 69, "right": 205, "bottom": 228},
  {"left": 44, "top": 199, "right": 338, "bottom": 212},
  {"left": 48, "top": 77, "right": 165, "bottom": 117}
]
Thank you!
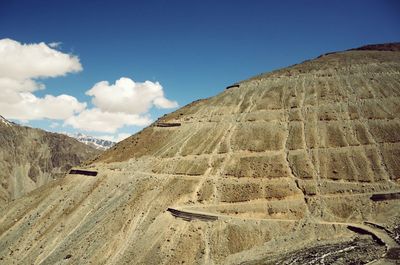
[
  {"left": 0, "top": 115, "right": 99, "bottom": 205},
  {"left": 66, "top": 133, "right": 116, "bottom": 150},
  {"left": 1, "top": 115, "right": 116, "bottom": 150}
]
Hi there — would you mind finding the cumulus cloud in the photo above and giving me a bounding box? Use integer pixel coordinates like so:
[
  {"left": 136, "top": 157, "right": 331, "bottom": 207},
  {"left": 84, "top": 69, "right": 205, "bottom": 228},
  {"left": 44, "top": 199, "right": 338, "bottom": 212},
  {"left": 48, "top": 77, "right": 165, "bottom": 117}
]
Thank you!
[
  {"left": 86, "top": 77, "right": 178, "bottom": 114},
  {"left": 63, "top": 77, "right": 178, "bottom": 133},
  {"left": 48, "top": 42, "right": 62, "bottom": 48},
  {"left": 0, "top": 92, "right": 86, "bottom": 120},
  {"left": 0, "top": 38, "right": 81, "bottom": 84},
  {"left": 64, "top": 108, "right": 152, "bottom": 133},
  {"left": 0, "top": 38, "right": 178, "bottom": 138},
  {"left": 99, "top": 133, "right": 131, "bottom": 143},
  {"left": 0, "top": 77, "right": 44, "bottom": 92},
  {"left": 0, "top": 38, "right": 85, "bottom": 121}
]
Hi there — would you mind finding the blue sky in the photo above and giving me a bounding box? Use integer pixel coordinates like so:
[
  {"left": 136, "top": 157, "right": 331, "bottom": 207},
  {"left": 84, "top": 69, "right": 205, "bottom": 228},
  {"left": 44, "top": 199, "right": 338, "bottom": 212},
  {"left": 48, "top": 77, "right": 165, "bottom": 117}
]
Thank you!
[{"left": 0, "top": 0, "right": 399, "bottom": 141}]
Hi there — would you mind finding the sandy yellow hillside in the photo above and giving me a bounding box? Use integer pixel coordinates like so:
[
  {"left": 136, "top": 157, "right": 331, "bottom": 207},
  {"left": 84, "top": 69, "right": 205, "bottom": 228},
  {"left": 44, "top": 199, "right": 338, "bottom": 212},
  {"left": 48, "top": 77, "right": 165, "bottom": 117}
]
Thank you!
[{"left": 1, "top": 44, "right": 400, "bottom": 264}]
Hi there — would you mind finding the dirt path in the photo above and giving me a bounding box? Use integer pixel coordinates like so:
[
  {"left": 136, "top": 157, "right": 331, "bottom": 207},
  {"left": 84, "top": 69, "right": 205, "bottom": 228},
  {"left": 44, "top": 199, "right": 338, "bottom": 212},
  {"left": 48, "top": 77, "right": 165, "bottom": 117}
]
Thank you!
[{"left": 317, "top": 221, "right": 398, "bottom": 249}]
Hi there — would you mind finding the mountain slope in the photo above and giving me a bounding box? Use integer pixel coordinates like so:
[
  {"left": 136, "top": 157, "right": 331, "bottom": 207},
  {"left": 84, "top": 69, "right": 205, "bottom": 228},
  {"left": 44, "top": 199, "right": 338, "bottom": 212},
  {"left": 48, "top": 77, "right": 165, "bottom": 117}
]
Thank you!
[
  {"left": 0, "top": 117, "right": 100, "bottom": 206},
  {"left": 1, "top": 44, "right": 400, "bottom": 264}
]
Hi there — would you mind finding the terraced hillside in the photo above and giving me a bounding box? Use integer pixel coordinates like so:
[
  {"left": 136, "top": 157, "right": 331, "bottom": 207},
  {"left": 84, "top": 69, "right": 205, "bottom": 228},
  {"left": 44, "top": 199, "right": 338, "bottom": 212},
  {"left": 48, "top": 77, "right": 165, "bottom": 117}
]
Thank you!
[{"left": 1, "top": 44, "right": 400, "bottom": 264}]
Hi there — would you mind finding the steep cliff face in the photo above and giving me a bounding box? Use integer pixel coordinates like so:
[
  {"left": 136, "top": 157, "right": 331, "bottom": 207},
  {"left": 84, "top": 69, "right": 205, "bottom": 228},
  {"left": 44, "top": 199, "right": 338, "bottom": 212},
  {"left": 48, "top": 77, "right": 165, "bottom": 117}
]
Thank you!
[
  {"left": 1, "top": 44, "right": 400, "bottom": 264},
  {"left": 0, "top": 117, "right": 99, "bottom": 205}
]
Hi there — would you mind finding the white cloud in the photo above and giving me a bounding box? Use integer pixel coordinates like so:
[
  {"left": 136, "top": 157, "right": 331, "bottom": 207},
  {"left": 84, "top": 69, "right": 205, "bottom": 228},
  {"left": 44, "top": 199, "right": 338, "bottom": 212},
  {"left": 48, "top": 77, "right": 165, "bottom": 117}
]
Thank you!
[
  {"left": 154, "top": 97, "right": 180, "bottom": 108},
  {"left": 48, "top": 42, "right": 62, "bottom": 48},
  {"left": 0, "top": 77, "right": 44, "bottom": 92},
  {"left": 63, "top": 77, "right": 178, "bottom": 134},
  {"left": 50, "top": 122, "right": 60, "bottom": 128},
  {"left": 0, "top": 92, "right": 86, "bottom": 120},
  {"left": 0, "top": 38, "right": 81, "bottom": 84},
  {"left": 86, "top": 77, "right": 178, "bottom": 114},
  {"left": 0, "top": 38, "right": 179, "bottom": 139},
  {"left": 64, "top": 108, "right": 152, "bottom": 133},
  {"left": 0, "top": 38, "right": 85, "bottom": 121},
  {"left": 99, "top": 133, "right": 131, "bottom": 143}
]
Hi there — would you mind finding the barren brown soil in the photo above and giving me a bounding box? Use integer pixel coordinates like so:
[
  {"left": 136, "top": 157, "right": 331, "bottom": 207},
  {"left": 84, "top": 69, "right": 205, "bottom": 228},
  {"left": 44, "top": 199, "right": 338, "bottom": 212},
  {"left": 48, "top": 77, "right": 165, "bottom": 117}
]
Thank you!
[
  {"left": 1, "top": 44, "right": 400, "bottom": 264},
  {"left": 0, "top": 120, "right": 99, "bottom": 208}
]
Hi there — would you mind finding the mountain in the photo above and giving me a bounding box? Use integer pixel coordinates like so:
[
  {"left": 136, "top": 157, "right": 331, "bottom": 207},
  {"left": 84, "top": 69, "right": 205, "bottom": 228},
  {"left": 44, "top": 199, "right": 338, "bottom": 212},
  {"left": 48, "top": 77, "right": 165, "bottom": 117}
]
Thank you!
[
  {"left": 1, "top": 44, "right": 400, "bottom": 264},
  {"left": 0, "top": 116, "right": 100, "bottom": 207},
  {"left": 0, "top": 115, "right": 16, "bottom": 127},
  {"left": 67, "top": 133, "right": 115, "bottom": 150}
]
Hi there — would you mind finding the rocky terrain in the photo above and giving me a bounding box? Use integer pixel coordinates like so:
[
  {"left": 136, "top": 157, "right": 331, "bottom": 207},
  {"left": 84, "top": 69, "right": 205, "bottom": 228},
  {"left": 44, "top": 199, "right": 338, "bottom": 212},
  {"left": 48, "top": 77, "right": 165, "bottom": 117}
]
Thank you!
[
  {"left": 0, "top": 116, "right": 99, "bottom": 207},
  {"left": 0, "top": 44, "right": 400, "bottom": 264}
]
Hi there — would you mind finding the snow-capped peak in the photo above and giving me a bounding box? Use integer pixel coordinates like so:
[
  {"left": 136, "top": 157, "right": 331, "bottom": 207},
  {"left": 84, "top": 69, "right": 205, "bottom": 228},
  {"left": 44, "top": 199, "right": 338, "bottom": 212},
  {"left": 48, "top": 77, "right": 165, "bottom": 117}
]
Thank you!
[
  {"left": 0, "top": 115, "right": 14, "bottom": 127},
  {"left": 66, "top": 133, "right": 116, "bottom": 150}
]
